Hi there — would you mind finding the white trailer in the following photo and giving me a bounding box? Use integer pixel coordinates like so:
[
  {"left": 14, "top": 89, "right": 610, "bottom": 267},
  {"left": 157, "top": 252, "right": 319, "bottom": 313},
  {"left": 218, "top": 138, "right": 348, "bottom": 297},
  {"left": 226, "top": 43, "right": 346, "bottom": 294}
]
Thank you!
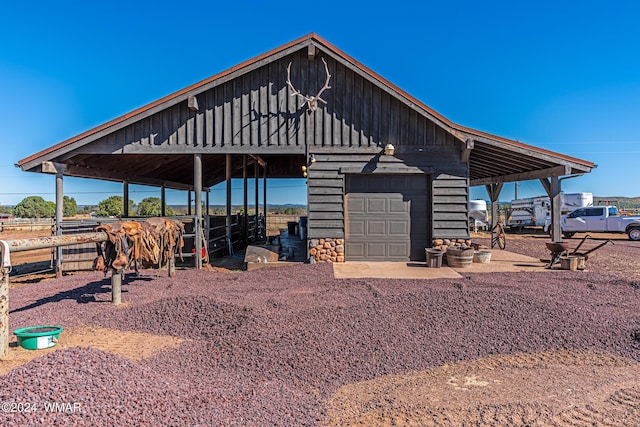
[
  {"left": 508, "top": 196, "right": 550, "bottom": 229},
  {"left": 560, "top": 192, "right": 594, "bottom": 213},
  {"left": 469, "top": 199, "right": 488, "bottom": 231},
  {"left": 509, "top": 192, "right": 593, "bottom": 231}
]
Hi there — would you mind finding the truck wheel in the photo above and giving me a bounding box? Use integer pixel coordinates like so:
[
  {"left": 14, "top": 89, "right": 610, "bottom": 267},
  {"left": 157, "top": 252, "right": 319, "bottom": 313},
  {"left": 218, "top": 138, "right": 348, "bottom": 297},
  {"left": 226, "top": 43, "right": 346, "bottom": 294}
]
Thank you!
[
  {"left": 562, "top": 232, "right": 575, "bottom": 239},
  {"left": 628, "top": 227, "right": 640, "bottom": 241}
]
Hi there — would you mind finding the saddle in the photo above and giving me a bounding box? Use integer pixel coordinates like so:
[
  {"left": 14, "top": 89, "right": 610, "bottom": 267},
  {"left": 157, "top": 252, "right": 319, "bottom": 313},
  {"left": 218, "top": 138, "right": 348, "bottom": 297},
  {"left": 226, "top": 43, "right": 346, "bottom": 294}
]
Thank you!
[{"left": 94, "top": 218, "right": 185, "bottom": 276}]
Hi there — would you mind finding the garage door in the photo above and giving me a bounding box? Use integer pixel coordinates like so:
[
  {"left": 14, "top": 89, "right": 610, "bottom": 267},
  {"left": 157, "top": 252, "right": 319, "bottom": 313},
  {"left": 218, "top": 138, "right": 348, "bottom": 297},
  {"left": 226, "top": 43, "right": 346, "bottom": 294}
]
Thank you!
[{"left": 345, "top": 174, "right": 429, "bottom": 261}]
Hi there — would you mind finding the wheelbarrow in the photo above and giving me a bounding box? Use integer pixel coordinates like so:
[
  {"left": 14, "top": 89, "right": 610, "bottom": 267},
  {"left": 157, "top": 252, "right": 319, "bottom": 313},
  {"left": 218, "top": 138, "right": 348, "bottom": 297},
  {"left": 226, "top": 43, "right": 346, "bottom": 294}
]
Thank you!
[
  {"left": 568, "top": 234, "right": 614, "bottom": 260},
  {"left": 545, "top": 241, "right": 570, "bottom": 268},
  {"left": 545, "top": 235, "right": 614, "bottom": 269}
]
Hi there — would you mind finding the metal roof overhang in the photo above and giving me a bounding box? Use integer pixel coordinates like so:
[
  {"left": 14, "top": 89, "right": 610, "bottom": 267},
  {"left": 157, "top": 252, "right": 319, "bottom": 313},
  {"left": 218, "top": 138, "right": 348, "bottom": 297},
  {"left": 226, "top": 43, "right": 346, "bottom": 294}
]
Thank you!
[
  {"left": 15, "top": 33, "right": 595, "bottom": 190},
  {"left": 18, "top": 140, "right": 593, "bottom": 192},
  {"left": 466, "top": 135, "right": 595, "bottom": 187},
  {"left": 24, "top": 153, "right": 305, "bottom": 191}
]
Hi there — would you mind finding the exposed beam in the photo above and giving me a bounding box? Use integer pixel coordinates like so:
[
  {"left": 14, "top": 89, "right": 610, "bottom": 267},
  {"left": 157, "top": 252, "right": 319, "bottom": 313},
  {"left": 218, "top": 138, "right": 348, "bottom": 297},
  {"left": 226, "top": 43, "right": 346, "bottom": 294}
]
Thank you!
[
  {"left": 249, "top": 154, "right": 267, "bottom": 167},
  {"left": 539, "top": 177, "right": 551, "bottom": 195},
  {"left": 41, "top": 161, "right": 67, "bottom": 174},
  {"left": 461, "top": 138, "right": 474, "bottom": 163},
  {"left": 470, "top": 164, "right": 572, "bottom": 187},
  {"left": 61, "top": 163, "right": 196, "bottom": 191},
  {"left": 470, "top": 135, "right": 594, "bottom": 173},
  {"left": 188, "top": 95, "right": 199, "bottom": 112},
  {"left": 485, "top": 183, "right": 504, "bottom": 203}
]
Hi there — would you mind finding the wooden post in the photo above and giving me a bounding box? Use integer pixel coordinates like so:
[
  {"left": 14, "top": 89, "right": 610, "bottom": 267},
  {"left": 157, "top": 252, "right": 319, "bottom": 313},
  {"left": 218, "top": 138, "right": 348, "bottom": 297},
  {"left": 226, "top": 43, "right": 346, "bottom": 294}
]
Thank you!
[
  {"left": 168, "top": 256, "right": 175, "bottom": 277},
  {"left": 540, "top": 176, "right": 563, "bottom": 242},
  {"left": 263, "top": 165, "right": 267, "bottom": 237},
  {"left": 123, "top": 180, "right": 129, "bottom": 218},
  {"left": 243, "top": 155, "right": 248, "bottom": 247},
  {"left": 226, "top": 154, "right": 232, "bottom": 255},
  {"left": 254, "top": 160, "right": 259, "bottom": 239},
  {"left": 550, "top": 177, "right": 562, "bottom": 242},
  {"left": 194, "top": 154, "right": 203, "bottom": 269},
  {"left": 485, "top": 183, "right": 504, "bottom": 248},
  {"left": 0, "top": 267, "right": 9, "bottom": 358},
  {"left": 161, "top": 185, "right": 166, "bottom": 217},
  {"left": 4, "top": 232, "right": 109, "bottom": 252},
  {"left": 0, "top": 233, "right": 110, "bottom": 355},
  {"left": 111, "top": 269, "right": 122, "bottom": 305},
  {"left": 55, "top": 172, "right": 64, "bottom": 278}
]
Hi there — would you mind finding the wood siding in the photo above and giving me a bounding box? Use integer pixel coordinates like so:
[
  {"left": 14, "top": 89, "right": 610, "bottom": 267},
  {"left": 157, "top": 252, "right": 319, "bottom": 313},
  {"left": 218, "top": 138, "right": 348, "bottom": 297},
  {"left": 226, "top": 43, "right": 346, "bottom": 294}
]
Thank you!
[
  {"left": 77, "top": 51, "right": 463, "bottom": 156},
  {"left": 307, "top": 130, "right": 468, "bottom": 241},
  {"left": 78, "top": 44, "right": 470, "bottom": 241}
]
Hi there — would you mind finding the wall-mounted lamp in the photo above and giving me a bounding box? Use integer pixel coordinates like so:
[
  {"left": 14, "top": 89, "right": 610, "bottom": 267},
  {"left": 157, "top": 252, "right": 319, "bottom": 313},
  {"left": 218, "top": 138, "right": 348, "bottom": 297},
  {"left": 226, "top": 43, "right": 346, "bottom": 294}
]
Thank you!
[
  {"left": 384, "top": 144, "right": 395, "bottom": 156},
  {"left": 303, "top": 154, "right": 315, "bottom": 178}
]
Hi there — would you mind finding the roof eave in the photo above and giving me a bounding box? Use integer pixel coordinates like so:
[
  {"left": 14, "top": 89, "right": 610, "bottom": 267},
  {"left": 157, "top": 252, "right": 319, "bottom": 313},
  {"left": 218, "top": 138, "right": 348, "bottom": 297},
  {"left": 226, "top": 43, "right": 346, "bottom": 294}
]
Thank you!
[{"left": 17, "top": 32, "right": 596, "bottom": 177}]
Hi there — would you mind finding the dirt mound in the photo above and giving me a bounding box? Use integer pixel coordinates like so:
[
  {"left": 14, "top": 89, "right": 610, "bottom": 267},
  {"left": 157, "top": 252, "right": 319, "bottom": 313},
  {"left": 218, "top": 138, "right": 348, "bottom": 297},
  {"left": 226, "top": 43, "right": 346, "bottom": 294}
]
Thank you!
[
  {"left": 324, "top": 350, "right": 640, "bottom": 426},
  {"left": 1, "top": 327, "right": 184, "bottom": 375},
  {"left": 109, "top": 296, "right": 253, "bottom": 339},
  {"left": 0, "top": 347, "right": 196, "bottom": 426}
]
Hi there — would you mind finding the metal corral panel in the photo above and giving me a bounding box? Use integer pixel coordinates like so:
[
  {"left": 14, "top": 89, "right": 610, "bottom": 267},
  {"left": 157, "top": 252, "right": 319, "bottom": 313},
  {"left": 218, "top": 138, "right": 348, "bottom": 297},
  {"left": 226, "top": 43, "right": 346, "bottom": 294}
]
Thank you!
[{"left": 345, "top": 174, "right": 429, "bottom": 261}]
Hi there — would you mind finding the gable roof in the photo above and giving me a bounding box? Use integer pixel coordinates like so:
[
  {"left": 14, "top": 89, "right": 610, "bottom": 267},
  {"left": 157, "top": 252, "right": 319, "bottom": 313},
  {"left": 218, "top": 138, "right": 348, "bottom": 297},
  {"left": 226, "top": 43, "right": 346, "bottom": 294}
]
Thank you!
[{"left": 17, "top": 33, "right": 594, "bottom": 187}]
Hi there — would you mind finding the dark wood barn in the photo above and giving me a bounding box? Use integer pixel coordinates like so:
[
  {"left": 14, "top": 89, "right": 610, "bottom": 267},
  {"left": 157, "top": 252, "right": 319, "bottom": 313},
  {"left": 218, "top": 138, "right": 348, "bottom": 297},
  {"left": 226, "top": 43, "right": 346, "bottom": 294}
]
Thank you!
[{"left": 17, "top": 33, "right": 595, "bottom": 268}]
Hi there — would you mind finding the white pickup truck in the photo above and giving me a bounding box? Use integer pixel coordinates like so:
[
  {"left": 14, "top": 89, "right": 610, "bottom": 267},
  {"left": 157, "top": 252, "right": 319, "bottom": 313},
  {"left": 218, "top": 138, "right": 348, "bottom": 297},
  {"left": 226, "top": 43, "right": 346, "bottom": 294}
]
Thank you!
[{"left": 553, "top": 205, "right": 640, "bottom": 241}]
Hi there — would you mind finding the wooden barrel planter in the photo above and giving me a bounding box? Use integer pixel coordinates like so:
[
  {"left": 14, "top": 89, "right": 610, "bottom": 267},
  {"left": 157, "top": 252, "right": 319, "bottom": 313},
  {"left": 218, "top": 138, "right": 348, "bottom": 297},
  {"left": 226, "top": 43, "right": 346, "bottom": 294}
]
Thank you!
[
  {"left": 473, "top": 250, "right": 492, "bottom": 263},
  {"left": 425, "top": 248, "right": 443, "bottom": 268},
  {"left": 446, "top": 247, "right": 474, "bottom": 268}
]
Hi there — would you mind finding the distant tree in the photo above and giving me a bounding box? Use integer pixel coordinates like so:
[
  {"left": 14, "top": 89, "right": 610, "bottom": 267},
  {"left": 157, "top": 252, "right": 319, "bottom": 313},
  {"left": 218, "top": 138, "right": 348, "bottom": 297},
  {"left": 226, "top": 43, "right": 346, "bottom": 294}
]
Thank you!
[
  {"left": 63, "top": 196, "right": 78, "bottom": 217},
  {"left": 137, "top": 197, "right": 175, "bottom": 217},
  {"left": 96, "top": 196, "right": 134, "bottom": 217},
  {"left": 0, "top": 204, "right": 12, "bottom": 215},
  {"left": 172, "top": 206, "right": 188, "bottom": 215},
  {"left": 13, "top": 196, "right": 55, "bottom": 218},
  {"left": 272, "top": 206, "right": 305, "bottom": 215},
  {"left": 77, "top": 205, "right": 94, "bottom": 215}
]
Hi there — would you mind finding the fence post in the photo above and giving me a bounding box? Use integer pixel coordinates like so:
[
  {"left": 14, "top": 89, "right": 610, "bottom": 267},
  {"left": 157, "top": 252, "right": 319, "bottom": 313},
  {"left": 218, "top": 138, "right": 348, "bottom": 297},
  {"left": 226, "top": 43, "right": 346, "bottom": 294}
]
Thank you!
[
  {"left": 168, "top": 256, "right": 175, "bottom": 277},
  {"left": 0, "top": 267, "right": 8, "bottom": 358},
  {"left": 0, "top": 240, "right": 9, "bottom": 358},
  {"left": 111, "top": 269, "right": 122, "bottom": 305}
]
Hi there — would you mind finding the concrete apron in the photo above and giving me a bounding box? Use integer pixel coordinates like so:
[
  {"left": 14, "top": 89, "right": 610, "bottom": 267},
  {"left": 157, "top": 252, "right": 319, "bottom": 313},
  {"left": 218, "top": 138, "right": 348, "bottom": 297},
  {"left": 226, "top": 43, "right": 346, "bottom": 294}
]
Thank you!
[{"left": 333, "top": 249, "right": 548, "bottom": 279}]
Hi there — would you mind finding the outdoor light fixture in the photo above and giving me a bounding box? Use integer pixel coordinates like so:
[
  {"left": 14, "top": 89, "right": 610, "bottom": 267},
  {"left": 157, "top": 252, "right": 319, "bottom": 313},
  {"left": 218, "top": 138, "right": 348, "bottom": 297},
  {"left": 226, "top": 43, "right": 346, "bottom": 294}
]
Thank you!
[
  {"left": 309, "top": 154, "right": 316, "bottom": 163},
  {"left": 384, "top": 144, "right": 395, "bottom": 156}
]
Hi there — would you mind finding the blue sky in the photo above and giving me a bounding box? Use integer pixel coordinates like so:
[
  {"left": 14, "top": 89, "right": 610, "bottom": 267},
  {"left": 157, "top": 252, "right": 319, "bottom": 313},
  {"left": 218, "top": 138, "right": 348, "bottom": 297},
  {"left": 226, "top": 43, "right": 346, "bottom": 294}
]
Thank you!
[{"left": 1, "top": 1, "right": 639, "bottom": 206}]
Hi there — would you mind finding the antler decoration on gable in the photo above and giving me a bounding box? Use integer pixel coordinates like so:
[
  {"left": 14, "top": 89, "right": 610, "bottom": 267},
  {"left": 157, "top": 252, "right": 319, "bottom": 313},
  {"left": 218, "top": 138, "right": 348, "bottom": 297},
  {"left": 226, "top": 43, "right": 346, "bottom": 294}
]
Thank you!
[{"left": 286, "top": 57, "right": 332, "bottom": 112}]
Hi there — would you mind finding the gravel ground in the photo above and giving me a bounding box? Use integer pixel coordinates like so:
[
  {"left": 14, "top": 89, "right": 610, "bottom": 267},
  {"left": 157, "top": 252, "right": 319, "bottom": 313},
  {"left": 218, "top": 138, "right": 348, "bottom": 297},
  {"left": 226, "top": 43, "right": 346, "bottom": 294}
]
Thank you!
[{"left": 1, "top": 237, "right": 640, "bottom": 426}]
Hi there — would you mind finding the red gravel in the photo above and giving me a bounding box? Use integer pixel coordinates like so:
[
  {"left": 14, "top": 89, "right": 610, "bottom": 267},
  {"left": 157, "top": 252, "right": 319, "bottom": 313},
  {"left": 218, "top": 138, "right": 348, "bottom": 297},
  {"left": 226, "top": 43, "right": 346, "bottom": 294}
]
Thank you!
[{"left": 1, "top": 237, "right": 640, "bottom": 426}]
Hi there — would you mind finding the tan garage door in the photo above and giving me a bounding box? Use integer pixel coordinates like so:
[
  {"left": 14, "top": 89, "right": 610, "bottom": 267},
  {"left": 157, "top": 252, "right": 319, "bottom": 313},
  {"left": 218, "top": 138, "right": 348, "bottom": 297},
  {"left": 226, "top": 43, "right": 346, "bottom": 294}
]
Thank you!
[{"left": 345, "top": 174, "right": 429, "bottom": 261}]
